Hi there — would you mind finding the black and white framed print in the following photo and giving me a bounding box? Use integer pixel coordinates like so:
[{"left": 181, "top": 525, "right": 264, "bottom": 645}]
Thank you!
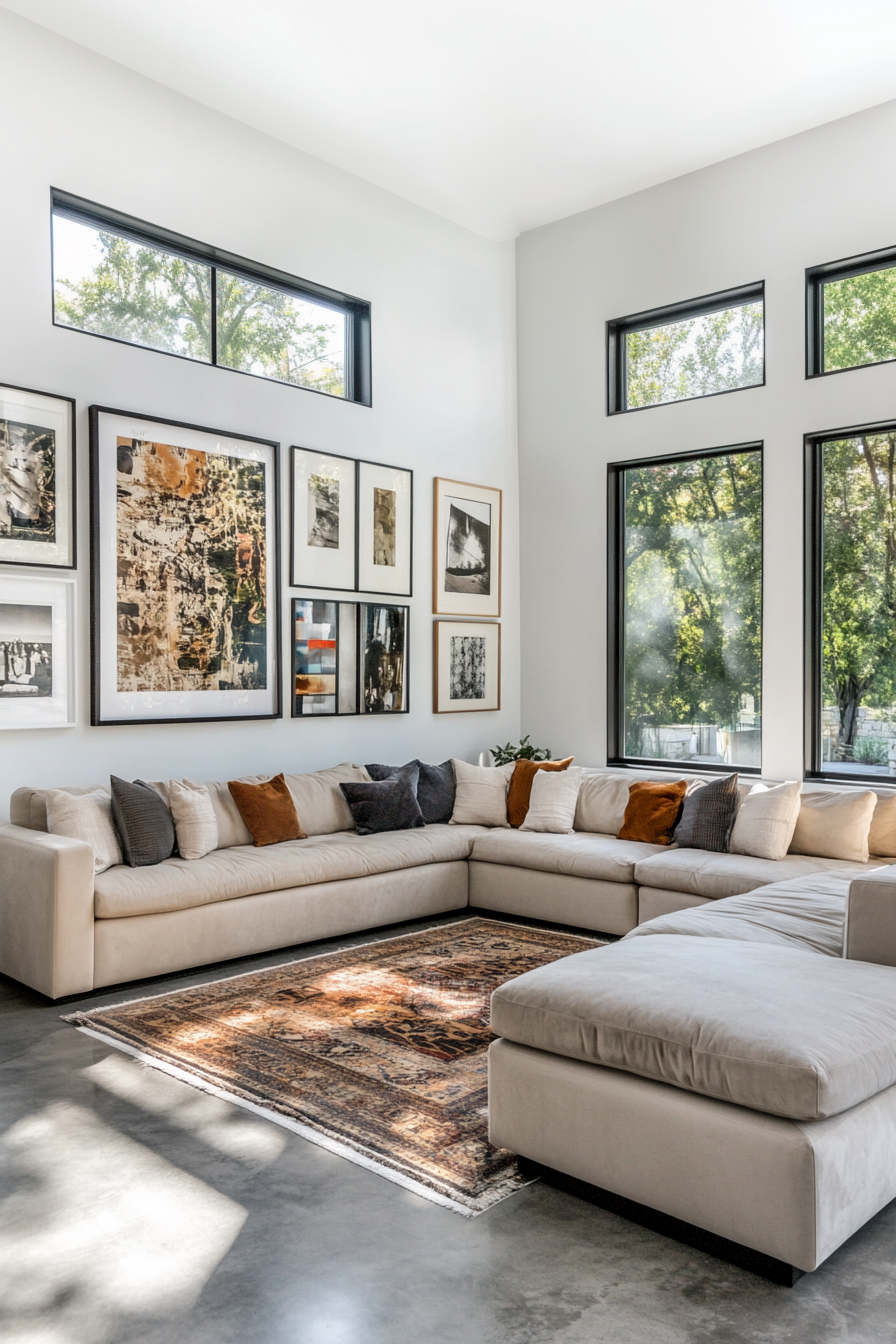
[
  {"left": 360, "top": 602, "right": 409, "bottom": 713},
  {"left": 433, "top": 478, "right": 501, "bottom": 617},
  {"left": 357, "top": 460, "right": 412, "bottom": 596},
  {"left": 0, "top": 575, "right": 76, "bottom": 729},
  {"left": 90, "top": 406, "right": 280, "bottom": 726},
  {"left": 290, "top": 447, "right": 357, "bottom": 590},
  {"left": 292, "top": 598, "right": 359, "bottom": 716},
  {"left": 0, "top": 383, "right": 75, "bottom": 568},
  {"left": 433, "top": 619, "right": 501, "bottom": 713}
]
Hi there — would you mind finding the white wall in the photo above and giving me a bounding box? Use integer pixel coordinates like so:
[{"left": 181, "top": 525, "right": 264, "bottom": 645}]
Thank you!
[
  {"left": 0, "top": 11, "right": 519, "bottom": 819},
  {"left": 516, "top": 97, "right": 896, "bottom": 780}
]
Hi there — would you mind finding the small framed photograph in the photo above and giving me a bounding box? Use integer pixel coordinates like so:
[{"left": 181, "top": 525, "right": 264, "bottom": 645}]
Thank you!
[
  {"left": 0, "top": 575, "right": 76, "bottom": 729},
  {"left": 433, "top": 477, "right": 501, "bottom": 617},
  {"left": 290, "top": 446, "right": 357, "bottom": 591},
  {"left": 0, "top": 383, "right": 76, "bottom": 569},
  {"left": 292, "top": 598, "right": 358, "bottom": 716},
  {"left": 433, "top": 619, "right": 501, "bottom": 713},
  {"left": 360, "top": 603, "right": 409, "bottom": 713},
  {"left": 357, "top": 460, "right": 412, "bottom": 596}
]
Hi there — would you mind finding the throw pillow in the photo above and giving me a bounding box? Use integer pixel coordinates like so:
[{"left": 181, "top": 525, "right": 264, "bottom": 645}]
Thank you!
[
  {"left": 617, "top": 779, "right": 688, "bottom": 845},
  {"left": 728, "top": 781, "right": 802, "bottom": 861},
  {"left": 520, "top": 767, "right": 583, "bottom": 833},
  {"left": 506, "top": 757, "right": 574, "bottom": 828},
  {"left": 45, "top": 788, "right": 123, "bottom": 874},
  {"left": 110, "top": 776, "right": 177, "bottom": 868},
  {"left": 282, "top": 763, "right": 371, "bottom": 836},
  {"left": 449, "top": 759, "right": 515, "bottom": 827},
  {"left": 673, "top": 772, "right": 740, "bottom": 852},
  {"left": 869, "top": 793, "right": 896, "bottom": 857},
  {"left": 365, "top": 759, "right": 456, "bottom": 825},
  {"left": 167, "top": 779, "right": 218, "bottom": 860},
  {"left": 228, "top": 773, "right": 306, "bottom": 846},
  {"left": 789, "top": 789, "right": 877, "bottom": 863},
  {"left": 340, "top": 765, "right": 425, "bottom": 836},
  {"left": 573, "top": 774, "right": 636, "bottom": 834}
]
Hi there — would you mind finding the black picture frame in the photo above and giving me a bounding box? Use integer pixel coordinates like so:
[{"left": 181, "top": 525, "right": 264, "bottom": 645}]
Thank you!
[
  {"left": 291, "top": 597, "right": 356, "bottom": 717},
  {"left": 356, "top": 459, "right": 413, "bottom": 597},
  {"left": 289, "top": 446, "right": 358, "bottom": 591},
  {"left": 290, "top": 598, "right": 410, "bottom": 717},
  {"left": 0, "top": 382, "right": 76, "bottom": 569},
  {"left": 359, "top": 602, "right": 410, "bottom": 714}
]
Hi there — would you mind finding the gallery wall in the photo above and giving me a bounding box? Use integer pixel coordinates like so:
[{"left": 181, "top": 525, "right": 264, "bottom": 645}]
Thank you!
[
  {"left": 516, "top": 96, "right": 896, "bottom": 781},
  {"left": 0, "top": 10, "right": 520, "bottom": 819}
]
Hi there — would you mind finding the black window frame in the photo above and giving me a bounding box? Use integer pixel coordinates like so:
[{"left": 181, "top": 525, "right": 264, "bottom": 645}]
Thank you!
[
  {"left": 606, "top": 281, "right": 765, "bottom": 416},
  {"left": 50, "top": 188, "right": 372, "bottom": 406},
  {"left": 608, "top": 440, "right": 764, "bottom": 776},
  {"left": 806, "top": 245, "right": 896, "bottom": 381}
]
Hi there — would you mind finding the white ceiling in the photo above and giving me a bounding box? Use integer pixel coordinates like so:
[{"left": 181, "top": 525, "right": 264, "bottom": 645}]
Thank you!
[{"left": 6, "top": 0, "right": 896, "bottom": 240}]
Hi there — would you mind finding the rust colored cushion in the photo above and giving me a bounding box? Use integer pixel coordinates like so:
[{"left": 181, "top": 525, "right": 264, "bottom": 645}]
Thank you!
[
  {"left": 507, "top": 758, "right": 574, "bottom": 828},
  {"left": 227, "top": 773, "right": 306, "bottom": 847},
  {"left": 617, "top": 779, "right": 687, "bottom": 845}
]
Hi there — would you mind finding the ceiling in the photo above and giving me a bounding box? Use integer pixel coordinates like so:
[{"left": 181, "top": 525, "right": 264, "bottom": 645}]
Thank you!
[{"left": 6, "top": 0, "right": 896, "bottom": 240}]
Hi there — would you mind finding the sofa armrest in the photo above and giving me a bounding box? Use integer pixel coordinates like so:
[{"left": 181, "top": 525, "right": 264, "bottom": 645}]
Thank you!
[
  {"left": 0, "top": 823, "right": 95, "bottom": 998},
  {"left": 845, "top": 866, "right": 896, "bottom": 966}
]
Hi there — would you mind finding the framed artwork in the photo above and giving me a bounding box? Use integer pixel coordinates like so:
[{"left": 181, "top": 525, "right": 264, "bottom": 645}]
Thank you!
[
  {"left": 360, "top": 603, "right": 409, "bottom": 714},
  {"left": 292, "top": 598, "right": 359, "bottom": 716},
  {"left": 433, "top": 478, "right": 501, "bottom": 617},
  {"left": 89, "top": 406, "right": 281, "bottom": 726},
  {"left": 0, "top": 383, "right": 76, "bottom": 568},
  {"left": 290, "top": 446, "right": 357, "bottom": 590},
  {"left": 0, "top": 574, "right": 76, "bottom": 729},
  {"left": 357, "top": 460, "right": 412, "bottom": 596},
  {"left": 433, "top": 620, "right": 501, "bottom": 713}
]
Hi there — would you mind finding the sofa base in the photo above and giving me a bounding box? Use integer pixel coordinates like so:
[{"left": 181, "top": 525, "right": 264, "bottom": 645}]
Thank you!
[
  {"left": 637, "top": 886, "right": 713, "bottom": 923},
  {"left": 469, "top": 861, "right": 638, "bottom": 935}
]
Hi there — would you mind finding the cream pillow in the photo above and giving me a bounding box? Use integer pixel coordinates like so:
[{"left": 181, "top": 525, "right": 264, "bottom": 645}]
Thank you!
[
  {"left": 521, "top": 768, "right": 583, "bottom": 834},
  {"left": 168, "top": 779, "right": 218, "bottom": 860},
  {"left": 46, "top": 788, "right": 122, "bottom": 874},
  {"left": 449, "top": 760, "right": 514, "bottom": 827},
  {"left": 729, "top": 781, "right": 801, "bottom": 861},
  {"left": 573, "top": 774, "right": 632, "bottom": 834},
  {"left": 869, "top": 793, "right": 896, "bottom": 857},
  {"left": 789, "top": 789, "right": 876, "bottom": 863}
]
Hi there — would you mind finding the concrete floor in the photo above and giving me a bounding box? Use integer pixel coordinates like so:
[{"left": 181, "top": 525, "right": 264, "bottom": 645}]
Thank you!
[{"left": 2, "top": 913, "right": 895, "bottom": 1344}]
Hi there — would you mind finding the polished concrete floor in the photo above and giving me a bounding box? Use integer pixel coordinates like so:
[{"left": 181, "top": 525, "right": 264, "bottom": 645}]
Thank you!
[{"left": 2, "top": 912, "right": 895, "bottom": 1344}]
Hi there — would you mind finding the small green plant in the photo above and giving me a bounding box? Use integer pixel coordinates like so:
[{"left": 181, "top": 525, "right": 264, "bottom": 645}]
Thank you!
[
  {"left": 491, "top": 735, "right": 552, "bottom": 766},
  {"left": 853, "top": 736, "right": 889, "bottom": 766}
]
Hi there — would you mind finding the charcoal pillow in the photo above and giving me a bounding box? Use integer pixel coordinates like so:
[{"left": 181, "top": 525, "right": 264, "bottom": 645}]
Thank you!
[
  {"left": 673, "top": 772, "right": 740, "bottom": 853},
  {"left": 341, "top": 764, "right": 425, "bottom": 836},
  {"left": 110, "top": 775, "right": 177, "bottom": 867},
  {"left": 365, "top": 759, "right": 456, "bottom": 824}
]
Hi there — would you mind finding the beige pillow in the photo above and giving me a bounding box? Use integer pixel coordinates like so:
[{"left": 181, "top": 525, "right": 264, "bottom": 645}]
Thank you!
[
  {"left": 168, "top": 779, "right": 218, "bottom": 860},
  {"left": 284, "top": 763, "right": 370, "bottom": 835},
  {"left": 790, "top": 789, "right": 876, "bottom": 863},
  {"left": 449, "top": 760, "right": 514, "bottom": 827},
  {"left": 521, "top": 768, "right": 583, "bottom": 834},
  {"left": 46, "top": 788, "right": 122, "bottom": 874},
  {"left": 574, "top": 774, "right": 634, "bottom": 834},
  {"left": 869, "top": 794, "right": 896, "bottom": 857},
  {"left": 729, "top": 781, "right": 801, "bottom": 861}
]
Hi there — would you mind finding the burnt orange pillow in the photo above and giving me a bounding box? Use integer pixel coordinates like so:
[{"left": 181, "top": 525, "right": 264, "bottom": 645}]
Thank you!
[
  {"left": 617, "top": 779, "right": 687, "bottom": 845},
  {"left": 507, "top": 757, "right": 574, "bottom": 828},
  {"left": 228, "top": 773, "right": 306, "bottom": 846}
]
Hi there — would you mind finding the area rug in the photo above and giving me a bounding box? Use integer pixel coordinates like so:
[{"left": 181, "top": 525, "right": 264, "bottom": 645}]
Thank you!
[{"left": 65, "top": 917, "right": 604, "bottom": 1214}]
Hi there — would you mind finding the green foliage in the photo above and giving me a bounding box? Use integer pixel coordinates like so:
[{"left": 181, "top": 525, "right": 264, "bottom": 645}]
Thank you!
[
  {"left": 491, "top": 735, "right": 552, "bottom": 766},
  {"left": 627, "top": 302, "right": 763, "bottom": 409},
  {"left": 824, "top": 269, "right": 896, "bottom": 372},
  {"left": 853, "top": 736, "right": 888, "bottom": 766}
]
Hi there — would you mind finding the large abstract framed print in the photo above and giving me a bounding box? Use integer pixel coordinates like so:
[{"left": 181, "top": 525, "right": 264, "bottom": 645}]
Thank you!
[
  {"left": 0, "top": 575, "right": 76, "bottom": 729},
  {"left": 357, "top": 460, "right": 412, "bottom": 596},
  {"left": 90, "top": 407, "right": 280, "bottom": 726},
  {"left": 360, "top": 603, "right": 409, "bottom": 713},
  {"left": 433, "top": 478, "right": 501, "bottom": 617},
  {"left": 0, "top": 383, "right": 75, "bottom": 568},
  {"left": 292, "top": 598, "right": 359, "bottom": 716},
  {"left": 433, "top": 620, "right": 501, "bottom": 713},
  {"left": 290, "top": 447, "right": 356, "bottom": 590}
]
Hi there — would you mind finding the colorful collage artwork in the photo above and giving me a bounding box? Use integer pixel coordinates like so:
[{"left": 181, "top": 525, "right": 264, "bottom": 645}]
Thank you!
[{"left": 293, "top": 599, "right": 338, "bottom": 716}]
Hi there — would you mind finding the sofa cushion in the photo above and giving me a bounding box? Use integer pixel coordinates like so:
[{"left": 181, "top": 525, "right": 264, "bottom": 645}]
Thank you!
[
  {"left": 204, "top": 763, "right": 370, "bottom": 848},
  {"left": 790, "top": 788, "right": 877, "bottom": 864},
  {"left": 632, "top": 846, "right": 877, "bottom": 901},
  {"left": 470, "top": 830, "right": 666, "bottom": 884},
  {"left": 673, "top": 772, "right": 739, "bottom": 852},
  {"left": 490, "top": 934, "right": 896, "bottom": 1121},
  {"left": 340, "top": 765, "right": 425, "bottom": 835},
  {"left": 506, "top": 758, "right": 574, "bottom": 828},
  {"left": 93, "top": 824, "right": 487, "bottom": 919},
  {"left": 729, "top": 781, "right": 801, "bottom": 861},
  {"left": 110, "top": 776, "right": 176, "bottom": 867},
  {"left": 365, "top": 760, "right": 456, "bottom": 824},
  {"left": 229, "top": 774, "right": 306, "bottom": 846},
  {"left": 618, "top": 779, "right": 687, "bottom": 845}
]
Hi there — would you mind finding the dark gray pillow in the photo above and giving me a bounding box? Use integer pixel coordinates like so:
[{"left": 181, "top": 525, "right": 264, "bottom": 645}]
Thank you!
[
  {"left": 365, "top": 759, "right": 455, "bottom": 825},
  {"left": 110, "top": 776, "right": 177, "bottom": 867},
  {"left": 341, "top": 765, "right": 424, "bottom": 836},
  {"left": 673, "top": 773, "right": 740, "bottom": 853}
]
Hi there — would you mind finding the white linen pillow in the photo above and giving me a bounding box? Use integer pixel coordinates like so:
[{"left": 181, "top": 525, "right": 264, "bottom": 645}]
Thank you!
[
  {"left": 449, "top": 760, "right": 514, "bottom": 827},
  {"left": 521, "top": 767, "right": 583, "bottom": 834},
  {"left": 167, "top": 778, "right": 218, "bottom": 860},
  {"left": 729, "top": 781, "right": 801, "bottom": 861},
  {"left": 573, "top": 774, "right": 632, "bottom": 834},
  {"left": 789, "top": 789, "right": 876, "bottom": 863},
  {"left": 46, "top": 788, "right": 122, "bottom": 874},
  {"left": 869, "top": 793, "right": 896, "bottom": 857}
]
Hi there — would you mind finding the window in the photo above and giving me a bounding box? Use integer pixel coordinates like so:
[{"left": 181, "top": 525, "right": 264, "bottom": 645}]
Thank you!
[
  {"left": 806, "top": 423, "right": 896, "bottom": 780},
  {"left": 607, "top": 283, "right": 764, "bottom": 414},
  {"left": 608, "top": 444, "right": 763, "bottom": 772},
  {"left": 807, "top": 247, "right": 896, "bottom": 378},
  {"left": 51, "top": 191, "right": 371, "bottom": 405}
]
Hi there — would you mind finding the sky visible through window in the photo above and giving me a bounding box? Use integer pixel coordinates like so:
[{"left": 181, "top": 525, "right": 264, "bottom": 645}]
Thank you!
[{"left": 625, "top": 300, "right": 763, "bottom": 410}]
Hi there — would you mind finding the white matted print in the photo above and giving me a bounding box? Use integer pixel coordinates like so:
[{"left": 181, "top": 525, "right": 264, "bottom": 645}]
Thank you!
[
  {"left": 0, "top": 383, "right": 75, "bottom": 568},
  {"left": 291, "top": 447, "right": 356, "bottom": 590},
  {"left": 433, "top": 620, "right": 500, "bottom": 713},
  {"left": 433, "top": 478, "right": 501, "bottom": 618},
  {"left": 357, "top": 460, "right": 412, "bottom": 596},
  {"left": 0, "top": 575, "right": 76, "bottom": 729}
]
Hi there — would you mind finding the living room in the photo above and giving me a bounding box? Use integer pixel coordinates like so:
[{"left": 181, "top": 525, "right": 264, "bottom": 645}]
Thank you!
[{"left": 3, "top": 2, "right": 896, "bottom": 1340}]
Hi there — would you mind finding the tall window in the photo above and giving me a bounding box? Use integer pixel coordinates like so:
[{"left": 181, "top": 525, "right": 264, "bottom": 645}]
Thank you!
[
  {"left": 807, "top": 248, "right": 896, "bottom": 377},
  {"left": 806, "top": 425, "right": 896, "bottom": 780},
  {"left": 51, "top": 191, "right": 371, "bottom": 405},
  {"left": 607, "top": 283, "right": 764, "bottom": 414},
  {"left": 609, "top": 445, "right": 763, "bottom": 771}
]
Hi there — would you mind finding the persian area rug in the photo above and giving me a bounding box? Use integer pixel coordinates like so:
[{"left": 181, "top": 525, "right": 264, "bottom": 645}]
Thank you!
[{"left": 65, "top": 917, "right": 603, "bottom": 1215}]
